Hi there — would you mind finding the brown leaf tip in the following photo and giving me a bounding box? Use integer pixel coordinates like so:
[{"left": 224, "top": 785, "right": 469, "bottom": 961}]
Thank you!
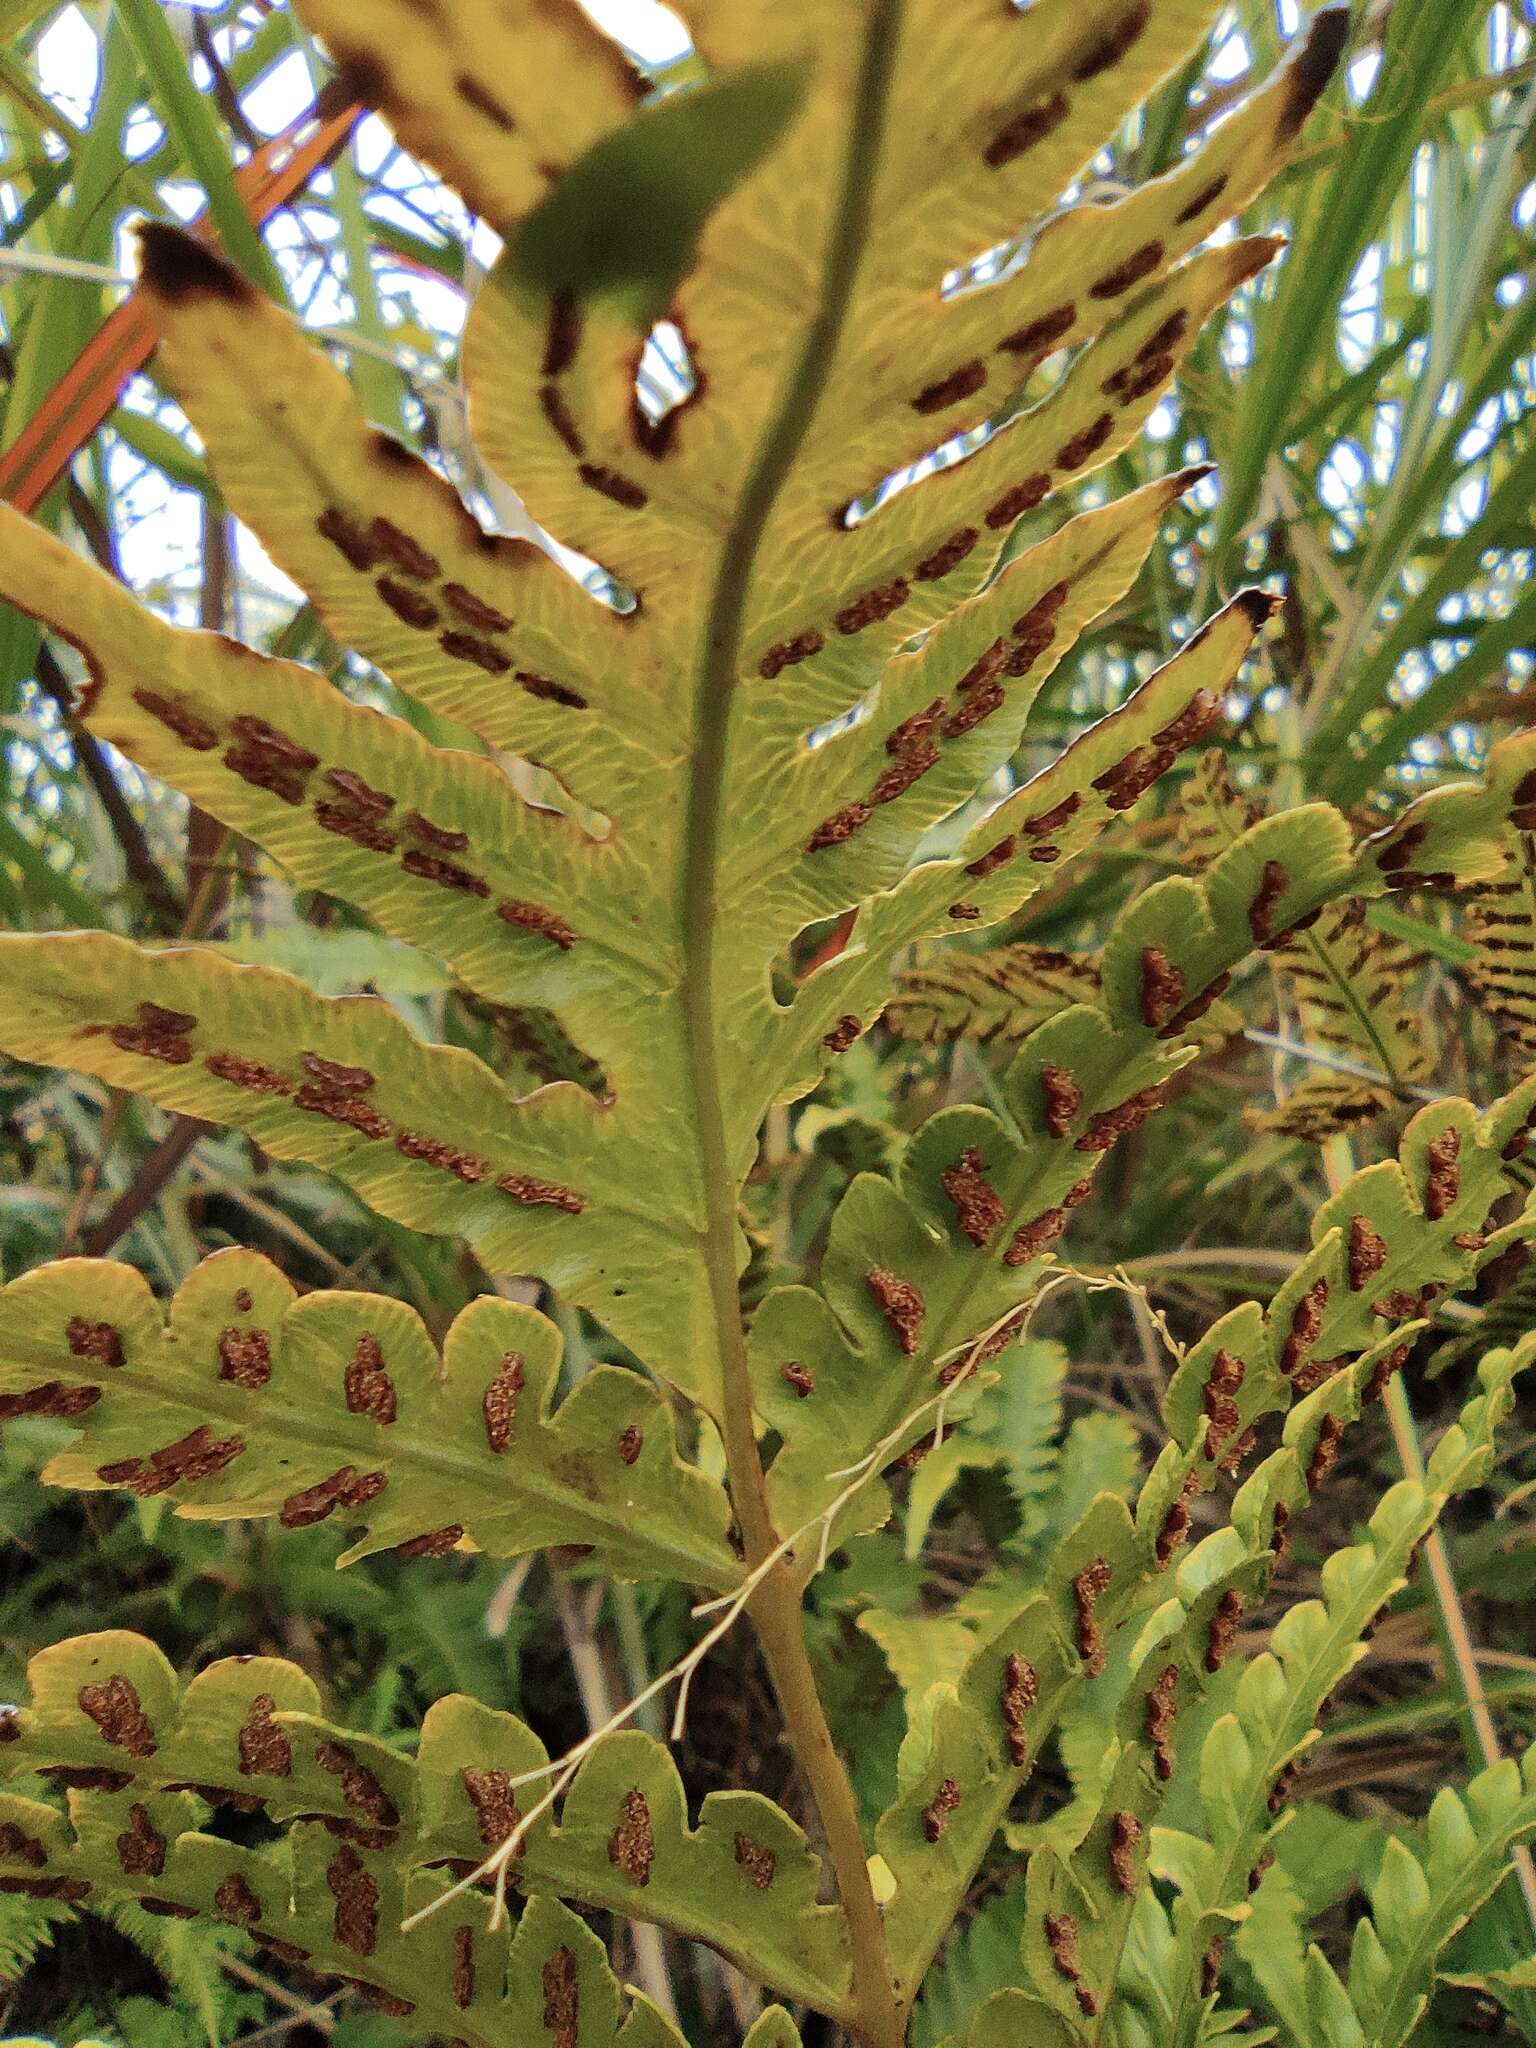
[{"left": 137, "top": 221, "right": 250, "bottom": 305}]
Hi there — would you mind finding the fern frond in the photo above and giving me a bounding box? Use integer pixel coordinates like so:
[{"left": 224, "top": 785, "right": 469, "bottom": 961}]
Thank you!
[
  {"left": 1466, "top": 829, "right": 1536, "bottom": 1061},
  {"left": 886, "top": 945, "right": 1101, "bottom": 1049},
  {"left": 0, "top": 1634, "right": 849, "bottom": 2019},
  {"left": 0, "top": 1247, "right": 736, "bottom": 1586}
]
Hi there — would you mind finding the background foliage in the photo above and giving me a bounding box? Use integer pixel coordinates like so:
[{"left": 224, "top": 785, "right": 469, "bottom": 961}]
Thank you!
[{"left": 0, "top": 1, "right": 1534, "bottom": 2042}]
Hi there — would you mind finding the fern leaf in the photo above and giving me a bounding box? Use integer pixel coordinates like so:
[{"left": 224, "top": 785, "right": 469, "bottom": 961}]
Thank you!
[
  {"left": 1466, "top": 829, "right": 1536, "bottom": 1060},
  {"left": 752, "top": 739, "right": 1536, "bottom": 1560},
  {"left": 855, "top": 1073, "right": 1536, "bottom": 2009},
  {"left": 0, "top": 1247, "right": 736, "bottom": 1586},
  {"left": 0, "top": 1633, "right": 849, "bottom": 2017},
  {"left": 886, "top": 945, "right": 1101, "bottom": 1048}
]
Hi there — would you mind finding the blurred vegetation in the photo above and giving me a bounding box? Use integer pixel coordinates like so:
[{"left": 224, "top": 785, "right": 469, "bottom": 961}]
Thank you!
[{"left": 0, "top": 1, "right": 1535, "bottom": 2042}]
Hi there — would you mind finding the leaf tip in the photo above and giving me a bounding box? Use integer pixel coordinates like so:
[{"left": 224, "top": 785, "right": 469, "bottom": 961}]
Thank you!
[{"left": 136, "top": 222, "right": 251, "bottom": 307}]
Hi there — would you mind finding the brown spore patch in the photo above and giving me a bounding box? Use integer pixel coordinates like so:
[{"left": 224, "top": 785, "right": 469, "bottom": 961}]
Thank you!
[
  {"left": 734, "top": 1832, "right": 775, "bottom": 1888},
  {"left": 224, "top": 715, "right": 318, "bottom": 806},
  {"left": 109, "top": 1000, "right": 196, "bottom": 1066},
  {"left": 617, "top": 1424, "right": 643, "bottom": 1466},
  {"left": 517, "top": 667, "right": 588, "bottom": 708},
  {"left": 608, "top": 1786, "right": 654, "bottom": 1886},
  {"left": 116, "top": 1803, "right": 165, "bottom": 1878},
  {"left": 1089, "top": 240, "right": 1164, "bottom": 300},
  {"left": 1306, "top": 1412, "right": 1344, "bottom": 1491},
  {"left": 326, "top": 1843, "right": 379, "bottom": 1957},
  {"left": 440, "top": 628, "right": 513, "bottom": 675},
  {"left": 1004, "top": 1205, "right": 1068, "bottom": 1267},
  {"left": 781, "top": 1360, "right": 815, "bottom": 1399},
  {"left": 942, "top": 681, "right": 1004, "bottom": 739},
  {"left": 1072, "top": 2, "right": 1150, "bottom": 79},
  {"left": 805, "top": 800, "right": 871, "bottom": 853},
  {"left": 396, "top": 1130, "right": 488, "bottom": 1184},
  {"left": 835, "top": 577, "right": 910, "bottom": 635},
  {"left": 1001, "top": 1651, "right": 1037, "bottom": 1766},
  {"left": 1146, "top": 1664, "right": 1179, "bottom": 1780},
  {"left": 441, "top": 582, "right": 512, "bottom": 634},
  {"left": 397, "top": 1524, "right": 463, "bottom": 1558},
  {"left": 1091, "top": 743, "right": 1177, "bottom": 812},
  {"left": 496, "top": 898, "right": 577, "bottom": 949},
  {"left": 77, "top": 1675, "right": 156, "bottom": 1757},
  {"left": 1109, "top": 1810, "right": 1142, "bottom": 1894},
  {"left": 375, "top": 575, "right": 439, "bottom": 629},
  {"left": 1045, "top": 1910, "right": 1098, "bottom": 2017},
  {"left": 1205, "top": 1589, "right": 1244, "bottom": 1673},
  {"left": 497, "top": 1171, "right": 585, "bottom": 1214},
  {"left": 482, "top": 1351, "right": 525, "bottom": 1454},
  {"left": 344, "top": 1333, "right": 397, "bottom": 1423},
  {"left": 579, "top": 463, "right": 648, "bottom": 509},
  {"left": 204, "top": 1052, "right": 291, "bottom": 1094},
  {"left": 964, "top": 834, "right": 1016, "bottom": 879},
  {"left": 239, "top": 1694, "right": 292, "bottom": 1778},
  {"left": 1347, "top": 1215, "right": 1389, "bottom": 1292},
  {"left": 401, "top": 848, "right": 489, "bottom": 896},
  {"left": 294, "top": 1083, "right": 392, "bottom": 1139},
  {"left": 1021, "top": 790, "right": 1080, "bottom": 837},
  {"left": 544, "top": 1945, "right": 579, "bottom": 2047},
  {"left": 368, "top": 518, "right": 439, "bottom": 581},
  {"left": 1055, "top": 412, "right": 1115, "bottom": 470},
  {"left": 1073, "top": 1556, "right": 1112, "bottom": 1675},
  {"left": 317, "top": 1739, "right": 399, "bottom": 1828},
  {"left": 911, "top": 360, "right": 986, "bottom": 415},
  {"left": 1279, "top": 1276, "right": 1328, "bottom": 1378},
  {"left": 1202, "top": 1349, "right": 1245, "bottom": 1463},
  {"left": 1247, "top": 859, "right": 1290, "bottom": 944},
  {"left": 280, "top": 1465, "right": 363, "bottom": 1529},
  {"left": 451, "top": 1922, "right": 476, "bottom": 2007},
  {"left": 948, "top": 902, "right": 981, "bottom": 920},
  {"left": 758, "top": 628, "right": 824, "bottom": 679},
  {"left": 822, "top": 1014, "right": 861, "bottom": 1053},
  {"left": 922, "top": 1776, "right": 961, "bottom": 1844},
  {"left": 67, "top": 1316, "right": 125, "bottom": 1369},
  {"left": 132, "top": 687, "right": 217, "bottom": 751},
  {"left": 985, "top": 472, "right": 1050, "bottom": 528},
  {"left": 1155, "top": 1469, "right": 1199, "bottom": 1569},
  {"left": 998, "top": 303, "right": 1075, "bottom": 358},
  {"left": 1039, "top": 1064, "right": 1082, "bottom": 1138},
  {"left": 872, "top": 734, "right": 940, "bottom": 802},
  {"left": 940, "top": 1146, "right": 1006, "bottom": 1248},
  {"left": 915, "top": 526, "right": 978, "bottom": 581},
  {"left": 1424, "top": 1127, "right": 1462, "bottom": 1220},
  {"left": 0, "top": 1822, "right": 47, "bottom": 1868},
  {"left": 317, "top": 506, "right": 385, "bottom": 572},
  {"left": 1173, "top": 173, "right": 1229, "bottom": 226},
  {"left": 984, "top": 91, "right": 1068, "bottom": 168},
  {"left": 1073, "top": 1084, "right": 1165, "bottom": 1153},
  {"left": 867, "top": 1268, "right": 925, "bottom": 1353},
  {"left": 1138, "top": 945, "right": 1186, "bottom": 1030},
  {"left": 1278, "top": 8, "right": 1350, "bottom": 140},
  {"left": 0, "top": 1380, "right": 100, "bottom": 1421},
  {"left": 404, "top": 810, "right": 469, "bottom": 854},
  {"left": 214, "top": 1872, "right": 262, "bottom": 1925},
  {"left": 462, "top": 1764, "right": 520, "bottom": 1846}
]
